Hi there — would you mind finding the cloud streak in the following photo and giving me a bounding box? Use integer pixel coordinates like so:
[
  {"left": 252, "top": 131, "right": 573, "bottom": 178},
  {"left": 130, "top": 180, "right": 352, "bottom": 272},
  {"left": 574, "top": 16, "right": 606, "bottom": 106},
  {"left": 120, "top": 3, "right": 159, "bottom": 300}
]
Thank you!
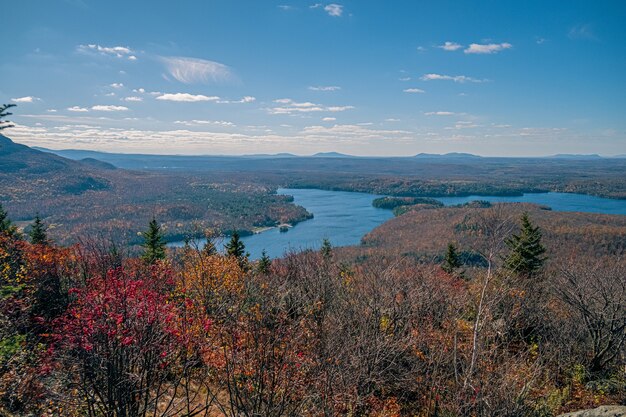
[
  {"left": 420, "top": 73, "right": 486, "bottom": 83},
  {"left": 160, "top": 56, "right": 234, "bottom": 84},
  {"left": 464, "top": 42, "right": 512, "bottom": 54},
  {"left": 156, "top": 93, "right": 220, "bottom": 102},
  {"left": 12, "top": 96, "right": 40, "bottom": 103},
  {"left": 78, "top": 44, "right": 137, "bottom": 60}
]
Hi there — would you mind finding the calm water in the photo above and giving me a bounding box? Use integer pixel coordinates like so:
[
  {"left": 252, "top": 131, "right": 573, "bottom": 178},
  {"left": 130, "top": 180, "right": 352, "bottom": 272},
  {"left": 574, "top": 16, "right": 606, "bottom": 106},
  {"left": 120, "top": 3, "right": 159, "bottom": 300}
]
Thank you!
[
  {"left": 172, "top": 189, "right": 625, "bottom": 259},
  {"left": 435, "top": 192, "right": 626, "bottom": 216},
  {"left": 238, "top": 188, "right": 394, "bottom": 259}
]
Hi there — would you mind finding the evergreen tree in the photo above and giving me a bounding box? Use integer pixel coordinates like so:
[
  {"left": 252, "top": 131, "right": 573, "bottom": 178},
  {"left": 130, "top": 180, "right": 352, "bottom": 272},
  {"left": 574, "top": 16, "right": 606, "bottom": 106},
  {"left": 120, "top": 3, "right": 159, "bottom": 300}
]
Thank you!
[
  {"left": 225, "top": 231, "right": 246, "bottom": 259},
  {"left": 0, "top": 203, "right": 17, "bottom": 236},
  {"left": 504, "top": 213, "right": 546, "bottom": 276},
  {"left": 29, "top": 214, "right": 48, "bottom": 245},
  {"left": 0, "top": 103, "right": 17, "bottom": 131},
  {"left": 142, "top": 218, "right": 166, "bottom": 264},
  {"left": 321, "top": 238, "right": 332, "bottom": 260},
  {"left": 442, "top": 242, "right": 462, "bottom": 274},
  {"left": 257, "top": 250, "right": 271, "bottom": 274}
]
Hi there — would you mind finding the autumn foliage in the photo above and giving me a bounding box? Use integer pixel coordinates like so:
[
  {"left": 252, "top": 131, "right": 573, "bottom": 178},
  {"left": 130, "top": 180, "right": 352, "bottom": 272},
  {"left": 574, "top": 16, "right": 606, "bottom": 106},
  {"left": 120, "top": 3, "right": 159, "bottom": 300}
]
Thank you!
[{"left": 1, "top": 210, "right": 625, "bottom": 416}]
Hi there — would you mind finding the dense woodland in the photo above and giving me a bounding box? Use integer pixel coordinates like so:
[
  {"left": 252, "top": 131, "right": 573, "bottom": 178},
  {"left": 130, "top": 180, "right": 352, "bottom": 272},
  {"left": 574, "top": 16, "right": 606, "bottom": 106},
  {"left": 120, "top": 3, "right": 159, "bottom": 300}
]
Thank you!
[
  {"left": 0, "top": 135, "right": 312, "bottom": 245},
  {"left": 1, "top": 197, "right": 624, "bottom": 416}
]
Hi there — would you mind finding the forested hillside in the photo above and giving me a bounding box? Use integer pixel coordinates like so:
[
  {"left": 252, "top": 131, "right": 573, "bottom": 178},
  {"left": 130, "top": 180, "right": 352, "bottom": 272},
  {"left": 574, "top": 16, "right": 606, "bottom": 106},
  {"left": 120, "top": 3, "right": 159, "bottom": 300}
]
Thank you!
[
  {"left": 1, "top": 135, "right": 311, "bottom": 245},
  {"left": 1, "top": 200, "right": 624, "bottom": 416}
]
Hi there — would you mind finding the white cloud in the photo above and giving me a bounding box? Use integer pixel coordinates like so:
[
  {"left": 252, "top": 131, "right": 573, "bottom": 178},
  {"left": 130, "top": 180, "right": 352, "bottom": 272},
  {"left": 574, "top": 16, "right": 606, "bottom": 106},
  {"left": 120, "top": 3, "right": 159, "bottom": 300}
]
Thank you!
[
  {"left": 324, "top": 3, "right": 343, "bottom": 16},
  {"left": 268, "top": 98, "right": 354, "bottom": 115},
  {"left": 439, "top": 41, "right": 463, "bottom": 51},
  {"left": 156, "top": 93, "right": 220, "bottom": 102},
  {"left": 464, "top": 42, "right": 512, "bottom": 54},
  {"left": 385, "top": 118, "right": 400, "bottom": 122},
  {"left": 78, "top": 44, "right": 136, "bottom": 60},
  {"left": 403, "top": 88, "right": 425, "bottom": 93},
  {"left": 416, "top": 46, "right": 427, "bottom": 52},
  {"left": 322, "top": 117, "right": 336, "bottom": 121},
  {"left": 11, "top": 96, "right": 39, "bottom": 103},
  {"left": 160, "top": 56, "right": 233, "bottom": 84},
  {"left": 420, "top": 73, "right": 486, "bottom": 83},
  {"left": 174, "top": 120, "right": 235, "bottom": 127},
  {"left": 67, "top": 106, "right": 89, "bottom": 112},
  {"left": 46, "top": 109, "right": 57, "bottom": 113},
  {"left": 399, "top": 77, "right": 411, "bottom": 81},
  {"left": 309, "top": 86, "right": 341, "bottom": 91},
  {"left": 123, "top": 96, "right": 143, "bottom": 102},
  {"left": 133, "top": 88, "right": 146, "bottom": 94},
  {"left": 310, "top": 3, "right": 322, "bottom": 8},
  {"left": 110, "top": 83, "right": 124, "bottom": 89},
  {"left": 424, "top": 111, "right": 456, "bottom": 116},
  {"left": 91, "top": 105, "right": 129, "bottom": 111},
  {"left": 278, "top": 5, "right": 295, "bottom": 10},
  {"left": 217, "top": 96, "right": 256, "bottom": 104}
]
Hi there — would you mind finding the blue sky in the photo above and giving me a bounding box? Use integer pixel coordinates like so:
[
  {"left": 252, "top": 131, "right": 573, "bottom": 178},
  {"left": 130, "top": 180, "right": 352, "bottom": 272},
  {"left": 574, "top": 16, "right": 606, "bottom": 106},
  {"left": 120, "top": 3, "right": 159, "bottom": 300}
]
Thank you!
[{"left": 3, "top": 0, "right": 625, "bottom": 156}]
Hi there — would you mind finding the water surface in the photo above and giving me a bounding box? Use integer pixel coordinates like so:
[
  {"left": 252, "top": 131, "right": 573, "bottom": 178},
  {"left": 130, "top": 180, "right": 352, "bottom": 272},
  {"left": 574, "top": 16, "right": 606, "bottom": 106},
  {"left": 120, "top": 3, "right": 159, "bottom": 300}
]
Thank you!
[{"left": 172, "top": 189, "right": 625, "bottom": 259}]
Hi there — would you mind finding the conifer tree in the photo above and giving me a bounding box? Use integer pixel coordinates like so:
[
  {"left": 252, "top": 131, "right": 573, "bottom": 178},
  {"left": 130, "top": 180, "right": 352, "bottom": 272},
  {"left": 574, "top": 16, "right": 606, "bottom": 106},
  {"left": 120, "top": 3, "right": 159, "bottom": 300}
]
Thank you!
[
  {"left": 321, "top": 238, "right": 332, "bottom": 260},
  {"left": 504, "top": 213, "right": 546, "bottom": 276},
  {"left": 0, "top": 203, "right": 15, "bottom": 235},
  {"left": 0, "top": 103, "right": 16, "bottom": 131},
  {"left": 29, "top": 214, "right": 48, "bottom": 245},
  {"left": 142, "top": 218, "right": 166, "bottom": 264},
  {"left": 225, "top": 231, "right": 246, "bottom": 259},
  {"left": 257, "top": 249, "right": 271, "bottom": 274},
  {"left": 442, "top": 242, "right": 462, "bottom": 274}
]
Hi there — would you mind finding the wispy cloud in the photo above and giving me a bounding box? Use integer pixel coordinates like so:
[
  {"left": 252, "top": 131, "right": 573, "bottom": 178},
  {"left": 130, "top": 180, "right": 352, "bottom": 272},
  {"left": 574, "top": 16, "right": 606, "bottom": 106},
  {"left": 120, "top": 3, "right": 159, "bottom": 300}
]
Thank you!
[
  {"left": 268, "top": 98, "right": 354, "bottom": 115},
  {"left": 322, "top": 117, "right": 336, "bottom": 121},
  {"left": 12, "top": 96, "right": 40, "bottom": 103},
  {"left": 123, "top": 96, "right": 143, "bottom": 102},
  {"left": 156, "top": 93, "right": 220, "bottom": 102},
  {"left": 438, "top": 41, "right": 463, "bottom": 51},
  {"left": 420, "top": 73, "right": 486, "bottom": 83},
  {"left": 324, "top": 4, "right": 343, "bottom": 16},
  {"left": 568, "top": 24, "right": 598, "bottom": 40},
  {"left": 278, "top": 5, "right": 295, "bottom": 10},
  {"left": 67, "top": 106, "right": 89, "bottom": 112},
  {"left": 160, "top": 56, "right": 234, "bottom": 84},
  {"left": 403, "top": 88, "right": 425, "bottom": 94},
  {"left": 217, "top": 96, "right": 256, "bottom": 104},
  {"left": 78, "top": 44, "right": 137, "bottom": 60},
  {"left": 91, "top": 105, "right": 129, "bottom": 111},
  {"left": 424, "top": 111, "right": 456, "bottom": 116},
  {"left": 174, "top": 120, "right": 235, "bottom": 127},
  {"left": 464, "top": 42, "right": 512, "bottom": 54},
  {"left": 110, "top": 83, "right": 124, "bottom": 89},
  {"left": 309, "top": 86, "right": 341, "bottom": 91}
]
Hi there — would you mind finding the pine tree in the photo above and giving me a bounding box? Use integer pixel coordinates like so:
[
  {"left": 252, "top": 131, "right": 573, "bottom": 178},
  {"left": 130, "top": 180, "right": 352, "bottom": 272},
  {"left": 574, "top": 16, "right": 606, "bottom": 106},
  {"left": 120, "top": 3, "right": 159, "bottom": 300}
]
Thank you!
[
  {"left": 225, "top": 231, "right": 246, "bottom": 259},
  {"left": 504, "top": 213, "right": 546, "bottom": 276},
  {"left": 321, "top": 238, "right": 332, "bottom": 260},
  {"left": 29, "top": 214, "right": 48, "bottom": 245},
  {"left": 257, "top": 250, "right": 271, "bottom": 274},
  {"left": 142, "top": 218, "right": 166, "bottom": 264},
  {"left": 442, "top": 242, "right": 462, "bottom": 274},
  {"left": 0, "top": 203, "right": 16, "bottom": 235},
  {"left": 0, "top": 103, "right": 17, "bottom": 131}
]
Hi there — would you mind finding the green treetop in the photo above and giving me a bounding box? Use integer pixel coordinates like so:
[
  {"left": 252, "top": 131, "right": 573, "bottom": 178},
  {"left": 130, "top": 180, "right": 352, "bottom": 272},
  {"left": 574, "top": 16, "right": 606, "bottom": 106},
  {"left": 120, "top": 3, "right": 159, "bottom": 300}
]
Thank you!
[
  {"left": 257, "top": 249, "right": 271, "bottom": 274},
  {"left": 29, "top": 214, "right": 48, "bottom": 245},
  {"left": 442, "top": 242, "right": 462, "bottom": 274},
  {"left": 504, "top": 213, "right": 546, "bottom": 276},
  {"left": 0, "top": 203, "right": 17, "bottom": 236},
  {"left": 142, "top": 218, "right": 166, "bottom": 264}
]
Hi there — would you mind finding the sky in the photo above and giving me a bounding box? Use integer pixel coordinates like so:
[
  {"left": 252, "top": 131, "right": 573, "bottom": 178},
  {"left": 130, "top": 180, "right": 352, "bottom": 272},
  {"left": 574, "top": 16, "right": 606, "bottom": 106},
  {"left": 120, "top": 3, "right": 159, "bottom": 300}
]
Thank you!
[{"left": 2, "top": 0, "right": 626, "bottom": 156}]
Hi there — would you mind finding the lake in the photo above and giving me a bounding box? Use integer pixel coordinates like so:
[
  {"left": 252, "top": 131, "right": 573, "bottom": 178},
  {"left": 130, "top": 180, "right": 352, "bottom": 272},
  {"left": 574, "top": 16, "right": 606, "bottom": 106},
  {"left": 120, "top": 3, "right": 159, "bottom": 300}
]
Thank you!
[{"left": 173, "top": 188, "right": 626, "bottom": 259}]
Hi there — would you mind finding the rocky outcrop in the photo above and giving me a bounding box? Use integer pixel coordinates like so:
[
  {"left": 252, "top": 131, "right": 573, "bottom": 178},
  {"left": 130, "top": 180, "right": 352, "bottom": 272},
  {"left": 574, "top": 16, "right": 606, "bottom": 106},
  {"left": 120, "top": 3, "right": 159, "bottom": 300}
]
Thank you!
[{"left": 558, "top": 406, "right": 626, "bottom": 417}]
